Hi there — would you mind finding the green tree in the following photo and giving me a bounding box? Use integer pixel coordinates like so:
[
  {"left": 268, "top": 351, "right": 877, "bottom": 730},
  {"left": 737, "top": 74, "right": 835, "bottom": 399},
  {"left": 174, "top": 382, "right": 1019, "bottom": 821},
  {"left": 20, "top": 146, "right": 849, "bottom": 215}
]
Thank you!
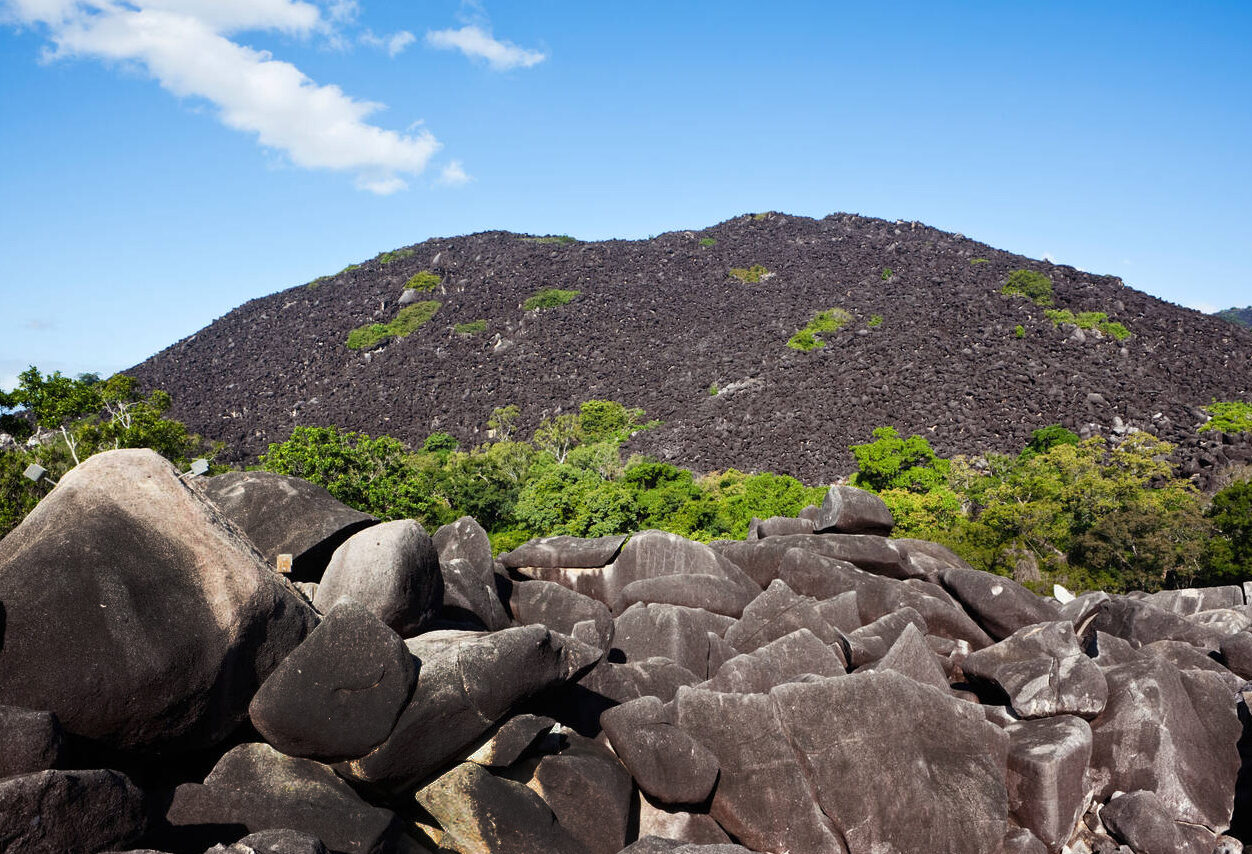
[
  {"left": 532, "top": 413, "right": 582, "bottom": 463},
  {"left": 1205, "top": 478, "right": 1252, "bottom": 582},
  {"left": 488, "top": 404, "right": 520, "bottom": 440},
  {"left": 851, "top": 426, "right": 950, "bottom": 493}
]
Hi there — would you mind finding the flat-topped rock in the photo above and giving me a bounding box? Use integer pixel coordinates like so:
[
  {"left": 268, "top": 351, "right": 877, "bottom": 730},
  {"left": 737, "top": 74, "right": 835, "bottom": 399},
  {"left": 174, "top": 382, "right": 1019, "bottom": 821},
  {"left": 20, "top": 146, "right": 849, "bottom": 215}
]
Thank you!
[
  {"left": 501, "top": 534, "right": 627, "bottom": 568},
  {"left": 813, "top": 485, "right": 894, "bottom": 535}
]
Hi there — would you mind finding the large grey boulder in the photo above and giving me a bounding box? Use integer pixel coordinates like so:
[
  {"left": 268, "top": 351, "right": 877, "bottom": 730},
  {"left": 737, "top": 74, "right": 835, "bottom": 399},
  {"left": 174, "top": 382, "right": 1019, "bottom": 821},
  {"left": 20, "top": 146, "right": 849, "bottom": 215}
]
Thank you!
[
  {"left": 962, "top": 621, "right": 1108, "bottom": 719},
  {"left": 616, "top": 573, "right": 757, "bottom": 618},
  {"left": 0, "top": 449, "right": 317, "bottom": 754},
  {"left": 202, "top": 470, "right": 376, "bottom": 579},
  {"left": 1100, "top": 790, "right": 1199, "bottom": 854},
  {"left": 813, "top": 485, "right": 894, "bottom": 535},
  {"left": 1090, "top": 659, "right": 1241, "bottom": 832},
  {"left": 0, "top": 705, "right": 64, "bottom": 779},
  {"left": 1089, "top": 596, "right": 1225, "bottom": 651},
  {"left": 165, "top": 743, "right": 410, "bottom": 854},
  {"left": 336, "top": 625, "right": 598, "bottom": 793},
  {"left": 0, "top": 769, "right": 147, "bottom": 854},
  {"left": 846, "top": 607, "right": 929, "bottom": 668},
  {"left": 313, "top": 519, "right": 443, "bottom": 637},
  {"left": 501, "top": 534, "right": 627, "bottom": 569},
  {"left": 1004, "top": 716, "right": 1093, "bottom": 853},
  {"left": 939, "top": 568, "right": 1062, "bottom": 641},
  {"left": 700, "top": 628, "right": 846, "bottom": 694},
  {"left": 723, "top": 578, "right": 847, "bottom": 654},
  {"left": 869, "top": 623, "right": 949, "bottom": 691},
  {"left": 249, "top": 602, "right": 417, "bottom": 762},
  {"left": 636, "top": 795, "right": 734, "bottom": 846},
  {"left": 509, "top": 578, "right": 614, "bottom": 650},
  {"left": 1146, "top": 586, "right": 1243, "bottom": 616},
  {"left": 613, "top": 603, "right": 735, "bottom": 679},
  {"left": 602, "top": 696, "right": 719, "bottom": 806},
  {"left": 432, "top": 517, "right": 510, "bottom": 630}
]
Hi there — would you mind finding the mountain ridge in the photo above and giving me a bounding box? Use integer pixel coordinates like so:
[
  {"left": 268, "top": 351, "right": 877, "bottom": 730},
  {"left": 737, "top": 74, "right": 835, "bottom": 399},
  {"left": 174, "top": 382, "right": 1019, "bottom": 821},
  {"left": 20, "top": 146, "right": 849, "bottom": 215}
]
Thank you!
[{"left": 130, "top": 211, "right": 1252, "bottom": 484}]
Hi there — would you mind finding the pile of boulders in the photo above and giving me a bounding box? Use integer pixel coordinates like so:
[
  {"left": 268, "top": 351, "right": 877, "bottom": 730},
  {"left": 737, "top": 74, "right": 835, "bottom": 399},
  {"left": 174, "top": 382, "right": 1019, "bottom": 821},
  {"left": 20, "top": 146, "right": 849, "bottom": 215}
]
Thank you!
[{"left": 0, "top": 448, "right": 1248, "bottom": 854}]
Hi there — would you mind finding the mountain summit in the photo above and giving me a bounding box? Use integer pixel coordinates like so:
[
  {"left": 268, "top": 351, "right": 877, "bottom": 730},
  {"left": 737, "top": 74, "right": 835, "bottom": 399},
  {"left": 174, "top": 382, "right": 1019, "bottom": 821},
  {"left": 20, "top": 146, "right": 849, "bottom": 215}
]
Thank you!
[{"left": 131, "top": 212, "right": 1252, "bottom": 482}]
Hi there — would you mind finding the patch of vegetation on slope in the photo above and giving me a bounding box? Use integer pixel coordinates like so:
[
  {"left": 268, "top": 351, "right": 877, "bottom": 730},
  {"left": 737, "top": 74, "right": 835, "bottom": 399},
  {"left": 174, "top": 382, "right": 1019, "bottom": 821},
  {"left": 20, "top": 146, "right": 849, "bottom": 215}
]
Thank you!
[{"left": 346, "top": 301, "right": 441, "bottom": 350}]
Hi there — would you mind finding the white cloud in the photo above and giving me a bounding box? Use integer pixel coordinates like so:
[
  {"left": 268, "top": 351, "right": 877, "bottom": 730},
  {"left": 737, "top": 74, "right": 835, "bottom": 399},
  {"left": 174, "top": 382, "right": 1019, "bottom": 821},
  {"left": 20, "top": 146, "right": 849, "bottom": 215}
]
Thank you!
[
  {"left": 1187, "top": 301, "right": 1220, "bottom": 314},
  {"left": 425, "top": 24, "right": 545, "bottom": 70},
  {"left": 7, "top": 0, "right": 440, "bottom": 193},
  {"left": 360, "top": 27, "right": 414, "bottom": 57},
  {"left": 437, "top": 159, "right": 470, "bottom": 186}
]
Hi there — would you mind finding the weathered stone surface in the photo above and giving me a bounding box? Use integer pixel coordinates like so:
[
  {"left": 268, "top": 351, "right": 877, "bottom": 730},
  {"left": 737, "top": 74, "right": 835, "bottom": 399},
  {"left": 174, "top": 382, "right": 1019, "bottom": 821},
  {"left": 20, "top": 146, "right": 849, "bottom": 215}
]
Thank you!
[
  {"left": 1141, "top": 639, "right": 1242, "bottom": 688},
  {"left": 1088, "top": 596, "right": 1225, "bottom": 651},
  {"left": 415, "top": 761, "right": 586, "bottom": 854},
  {"left": 846, "top": 607, "right": 928, "bottom": 668},
  {"left": 432, "top": 517, "right": 510, "bottom": 630},
  {"left": 1190, "top": 606, "right": 1252, "bottom": 635},
  {"left": 1146, "top": 586, "right": 1244, "bottom": 616},
  {"left": 620, "top": 838, "right": 759, "bottom": 854},
  {"left": 724, "top": 579, "right": 846, "bottom": 653},
  {"left": 1004, "top": 716, "right": 1092, "bottom": 853},
  {"left": 510, "top": 579, "right": 614, "bottom": 650},
  {"left": 962, "top": 621, "right": 1108, "bottom": 719},
  {"left": 210, "top": 829, "right": 330, "bottom": 854},
  {"left": 202, "top": 470, "right": 376, "bottom": 579},
  {"left": 337, "top": 626, "right": 595, "bottom": 793},
  {"left": 0, "top": 769, "right": 147, "bottom": 854},
  {"left": 1100, "top": 790, "right": 1195, "bottom": 854},
  {"left": 778, "top": 548, "right": 994, "bottom": 648},
  {"left": 465, "top": 714, "right": 556, "bottom": 768},
  {"left": 1085, "top": 630, "right": 1141, "bottom": 668},
  {"left": 893, "top": 537, "right": 973, "bottom": 582},
  {"left": 753, "top": 515, "right": 815, "bottom": 538},
  {"left": 616, "top": 573, "right": 756, "bottom": 618},
  {"left": 0, "top": 705, "right": 63, "bottom": 779},
  {"left": 613, "top": 603, "right": 735, "bottom": 679},
  {"left": 770, "top": 671, "right": 1009, "bottom": 854},
  {"left": 1090, "top": 659, "right": 1241, "bottom": 831},
  {"left": 505, "top": 731, "right": 633, "bottom": 854},
  {"left": 636, "top": 794, "right": 734, "bottom": 846},
  {"left": 166, "top": 743, "right": 409, "bottom": 854},
  {"left": 249, "top": 602, "right": 417, "bottom": 762},
  {"left": 1221, "top": 631, "right": 1252, "bottom": 680},
  {"left": 701, "top": 628, "right": 846, "bottom": 694},
  {"left": 999, "top": 827, "right": 1048, "bottom": 854},
  {"left": 501, "top": 534, "right": 627, "bottom": 568},
  {"left": 313, "top": 519, "right": 443, "bottom": 637},
  {"left": 674, "top": 687, "right": 845, "bottom": 854},
  {"left": 0, "top": 449, "right": 317, "bottom": 753},
  {"left": 940, "top": 568, "right": 1061, "bottom": 641},
  {"left": 813, "top": 485, "right": 894, "bottom": 535},
  {"left": 869, "top": 622, "right": 949, "bottom": 691},
  {"left": 602, "top": 696, "right": 719, "bottom": 805}
]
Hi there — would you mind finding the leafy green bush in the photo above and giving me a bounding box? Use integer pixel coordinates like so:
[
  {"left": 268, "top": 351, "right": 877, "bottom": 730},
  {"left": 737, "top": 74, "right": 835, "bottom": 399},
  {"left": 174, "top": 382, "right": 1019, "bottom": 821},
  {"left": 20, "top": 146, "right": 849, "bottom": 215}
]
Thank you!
[
  {"left": 788, "top": 308, "right": 853, "bottom": 351},
  {"left": 1044, "top": 309, "right": 1131, "bottom": 340},
  {"left": 851, "top": 426, "right": 950, "bottom": 492},
  {"left": 729, "top": 265, "right": 770, "bottom": 284},
  {"left": 1001, "top": 269, "right": 1053, "bottom": 305},
  {"left": 454, "top": 319, "right": 487, "bottom": 335},
  {"left": 971, "top": 258, "right": 990, "bottom": 265},
  {"left": 1015, "top": 324, "right": 1025, "bottom": 338},
  {"left": 708, "top": 382, "right": 719, "bottom": 396},
  {"left": 1200, "top": 400, "right": 1252, "bottom": 433},
  {"left": 306, "top": 276, "right": 330, "bottom": 291},
  {"left": 881, "top": 268, "right": 893, "bottom": 281},
  {"left": 523, "top": 289, "right": 580, "bottom": 311},
  {"left": 346, "top": 301, "right": 440, "bottom": 349},
  {"left": 377, "top": 248, "right": 416, "bottom": 264},
  {"left": 524, "top": 235, "right": 577, "bottom": 245},
  {"left": 699, "top": 238, "right": 717, "bottom": 248},
  {"left": 868, "top": 314, "right": 883, "bottom": 328},
  {"left": 404, "top": 271, "right": 441, "bottom": 291}
]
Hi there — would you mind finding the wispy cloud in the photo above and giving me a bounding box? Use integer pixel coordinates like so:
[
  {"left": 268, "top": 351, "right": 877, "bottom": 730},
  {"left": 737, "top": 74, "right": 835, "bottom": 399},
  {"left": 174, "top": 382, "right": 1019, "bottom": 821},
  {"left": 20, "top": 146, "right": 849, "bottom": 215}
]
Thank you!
[
  {"left": 6, "top": 0, "right": 440, "bottom": 193},
  {"left": 22, "top": 318, "right": 56, "bottom": 331},
  {"left": 425, "top": 24, "right": 545, "bottom": 71},
  {"left": 360, "top": 27, "right": 414, "bottom": 57},
  {"left": 437, "top": 159, "right": 470, "bottom": 186}
]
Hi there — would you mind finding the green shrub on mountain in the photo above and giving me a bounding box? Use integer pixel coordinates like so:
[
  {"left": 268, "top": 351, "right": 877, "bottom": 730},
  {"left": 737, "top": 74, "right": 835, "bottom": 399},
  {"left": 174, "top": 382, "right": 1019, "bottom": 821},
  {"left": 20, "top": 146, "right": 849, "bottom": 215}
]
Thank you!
[{"left": 1000, "top": 269, "right": 1053, "bottom": 305}]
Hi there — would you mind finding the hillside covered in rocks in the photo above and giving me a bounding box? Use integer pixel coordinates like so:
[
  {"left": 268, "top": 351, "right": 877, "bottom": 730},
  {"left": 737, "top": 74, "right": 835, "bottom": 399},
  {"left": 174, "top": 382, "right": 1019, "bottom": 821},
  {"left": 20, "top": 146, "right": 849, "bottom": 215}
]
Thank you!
[
  {"left": 130, "top": 212, "right": 1252, "bottom": 483},
  {"left": 2, "top": 448, "right": 1251, "bottom": 853}
]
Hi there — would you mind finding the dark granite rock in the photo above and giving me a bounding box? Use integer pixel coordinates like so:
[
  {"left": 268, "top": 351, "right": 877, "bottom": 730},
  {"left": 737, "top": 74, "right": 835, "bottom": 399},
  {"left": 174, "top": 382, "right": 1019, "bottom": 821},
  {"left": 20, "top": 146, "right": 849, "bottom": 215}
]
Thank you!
[
  {"left": 165, "top": 743, "right": 410, "bottom": 854},
  {"left": 998, "top": 827, "right": 1049, "bottom": 854},
  {"left": 509, "top": 578, "right": 614, "bottom": 650},
  {"left": 846, "top": 607, "right": 928, "bottom": 668},
  {"left": 700, "top": 628, "right": 846, "bottom": 694},
  {"left": 336, "top": 625, "right": 596, "bottom": 793},
  {"left": 1100, "top": 790, "right": 1195, "bottom": 854},
  {"left": 1145, "top": 586, "right": 1243, "bottom": 616},
  {"left": 202, "top": 470, "right": 376, "bottom": 579},
  {"left": 869, "top": 622, "right": 949, "bottom": 691},
  {"left": 464, "top": 714, "right": 556, "bottom": 768},
  {"left": 249, "top": 602, "right": 417, "bottom": 762},
  {"left": 1088, "top": 596, "right": 1225, "bottom": 651},
  {"left": 619, "top": 837, "right": 760, "bottom": 854},
  {"left": 1221, "top": 631, "right": 1252, "bottom": 680},
  {"left": 752, "top": 516, "right": 815, "bottom": 537},
  {"left": 415, "top": 761, "right": 587, "bottom": 854},
  {"left": 616, "top": 573, "right": 756, "bottom": 618},
  {"left": 313, "top": 519, "right": 443, "bottom": 638},
  {"left": 962, "top": 621, "right": 1108, "bottom": 719},
  {"left": 1091, "top": 659, "right": 1240, "bottom": 832},
  {"left": 0, "top": 769, "right": 147, "bottom": 854},
  {"left": 813, "top": 485, "right": 894, "bottom": 535},
  {"left": 613, "top": 603, "right": 735, "bottom": 679},
  {"left": 432, "top": 517, "right": 510, "bottom": 630},
  {"left": 723, "top": 578, "right": 846, "bottom": 653},
  {"left": 0, "top": 449, "right": 317, "bottom": 754},
  {"left": 1085, "top": 630, "right": 1141, "bottom": 668},
  {"left": 1140, "top": 639, "right": 1242, "bottom": 689},
  {"left": 892, "top": 538, "right": 973, "bottom": 582},
  {"left": 212, "top": 829, "right": 330, "bottom": 854},
  {"left": 940, "top": 568, "right": 1062, "bottom": 641},
  {"left": 501, "top": 534, "right": 627, "bottom": 568},
  {"left": 1004, "top": 716, "right": 1093, "bottom": 852},
  {"left": 636, "top": 794, "right": 734, "bottom": 846},
  {"left": 602, "top": 696, "right": 719, "bottom": 805},
  {"left": 0, "top": 705, "right": 63, "bottom": 779}
]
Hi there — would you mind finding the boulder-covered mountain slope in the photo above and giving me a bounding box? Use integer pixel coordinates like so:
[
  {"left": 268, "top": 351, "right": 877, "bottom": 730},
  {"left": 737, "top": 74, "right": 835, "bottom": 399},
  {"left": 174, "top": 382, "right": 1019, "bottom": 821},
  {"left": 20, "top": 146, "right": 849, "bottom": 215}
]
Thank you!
[
  {"left": 131, "top": 211, "right": 1252, "bottom": 483},
  {"left": 1218, "top": 306, "right": 1252, "bottom": 329}
]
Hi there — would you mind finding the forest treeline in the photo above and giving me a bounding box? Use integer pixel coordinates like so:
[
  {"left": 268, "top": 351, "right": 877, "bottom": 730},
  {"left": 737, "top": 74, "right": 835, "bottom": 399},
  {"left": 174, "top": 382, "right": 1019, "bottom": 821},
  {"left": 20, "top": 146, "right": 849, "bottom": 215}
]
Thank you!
[{"left": 3, "top": 367, "right": 1250, "bottom": 594}]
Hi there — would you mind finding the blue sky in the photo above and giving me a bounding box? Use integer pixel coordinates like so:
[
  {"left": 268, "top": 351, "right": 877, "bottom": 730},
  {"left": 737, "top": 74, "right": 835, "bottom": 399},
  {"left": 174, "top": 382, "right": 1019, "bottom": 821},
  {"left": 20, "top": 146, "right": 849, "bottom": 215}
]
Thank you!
[{"left": 1, "top": 0, "right": 1249, "bottom": 391}]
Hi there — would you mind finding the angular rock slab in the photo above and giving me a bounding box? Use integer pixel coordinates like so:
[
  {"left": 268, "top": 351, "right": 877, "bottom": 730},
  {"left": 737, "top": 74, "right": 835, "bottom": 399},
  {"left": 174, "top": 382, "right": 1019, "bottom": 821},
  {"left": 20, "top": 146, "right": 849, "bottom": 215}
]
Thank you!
[
  {"left": 0, "top": 449, "right": 318, "bottom": 753},
  {"left": 501, "top": 534, "right": 627, "bottom": 568},
  {"left": 962, "top": 621, "right": 1108, "bottom": 719},
  {"left": 636, "top": 793, "right": 734, "bottom": 846},
  {"left": 249, "top": 601, "right": 417, "bottom": 762},
  {"left": 0, "top": 769, "right": 147, "bottom": 854},
  {"left": 433, "top": 517, "right": 510, "bottom": 631},
  {"left": 870, "top": 622, "right": 949, "bottom": 692},
  {"left": 314, "top": 519, "right": 443, "bottom": 637},
  {"left": 510, "top": 578, "right": 614, "bottom": 650},
  {"left": 202, "top": 470, "right": 376, "bottom": 579},
  {"left": 939, "top": 568, "right": 1061, "bottom": 642},
  {"left": 770, "top": 672, "right": 1009, "bottom": 854},
  {"left": 1090, "top": 659, "right": 1241, "bottom": 832},
  {"left": 1089, "top": 596, "right": 1224, "bottom": 651},
  {"left": 337, "top": 625, "right": 597, "bottom": 793},
  {"left": 1004, "top": 716, "right": 1093, "bottom": 853},
  {"left": 813, "top": 485, "right": 894, "bottom": 535},
  {"left": 723, "top": 578, "right": 847, "bottom": 654},
  {"left": 613, "top": 603, "right": 735, "bottom": 679},
  {"left": 616, "top": 573, "right": 756, "bottom": 618},
  {"left": 602, "top": 696, "right": 719, "bottom": 806},
  {"left": 167, "top": 743, "right": 409, "bottom": 854},
  {"left": 465, "top": 714, "right": 556, "bottom": 768},
  {"left": 415, "top": 761, "right": 586, "bottom": 854},
  {"left": 1100, "top": 790, "right": 1198, "bottom": 854},
  {"left": 700, "top": 628, "right": 846, "bottom": 695}
]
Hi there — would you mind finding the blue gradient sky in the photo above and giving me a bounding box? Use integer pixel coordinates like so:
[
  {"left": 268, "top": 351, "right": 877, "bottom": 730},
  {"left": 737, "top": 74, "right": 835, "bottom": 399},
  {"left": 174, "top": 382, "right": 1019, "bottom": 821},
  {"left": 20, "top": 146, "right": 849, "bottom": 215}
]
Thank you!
[{"left": 2, "top": 0, "right": 1249, "bottom": 390}]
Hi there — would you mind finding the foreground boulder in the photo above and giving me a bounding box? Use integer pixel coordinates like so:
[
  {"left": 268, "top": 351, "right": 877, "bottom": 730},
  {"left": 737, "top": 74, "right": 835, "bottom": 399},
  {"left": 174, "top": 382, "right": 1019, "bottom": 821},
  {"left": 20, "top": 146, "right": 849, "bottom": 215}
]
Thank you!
[
  {"left": 813, "top": 485, "right": 894, "bottom": 535},
  {"left": 0, "top": 449, "right": 318, "bottom": 753},
  {"left": 962, "top": 621, "right": 1108, "bottom": 719},
  {"left": 0, "top": 769, "right": 147, "bottom": 853}
]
